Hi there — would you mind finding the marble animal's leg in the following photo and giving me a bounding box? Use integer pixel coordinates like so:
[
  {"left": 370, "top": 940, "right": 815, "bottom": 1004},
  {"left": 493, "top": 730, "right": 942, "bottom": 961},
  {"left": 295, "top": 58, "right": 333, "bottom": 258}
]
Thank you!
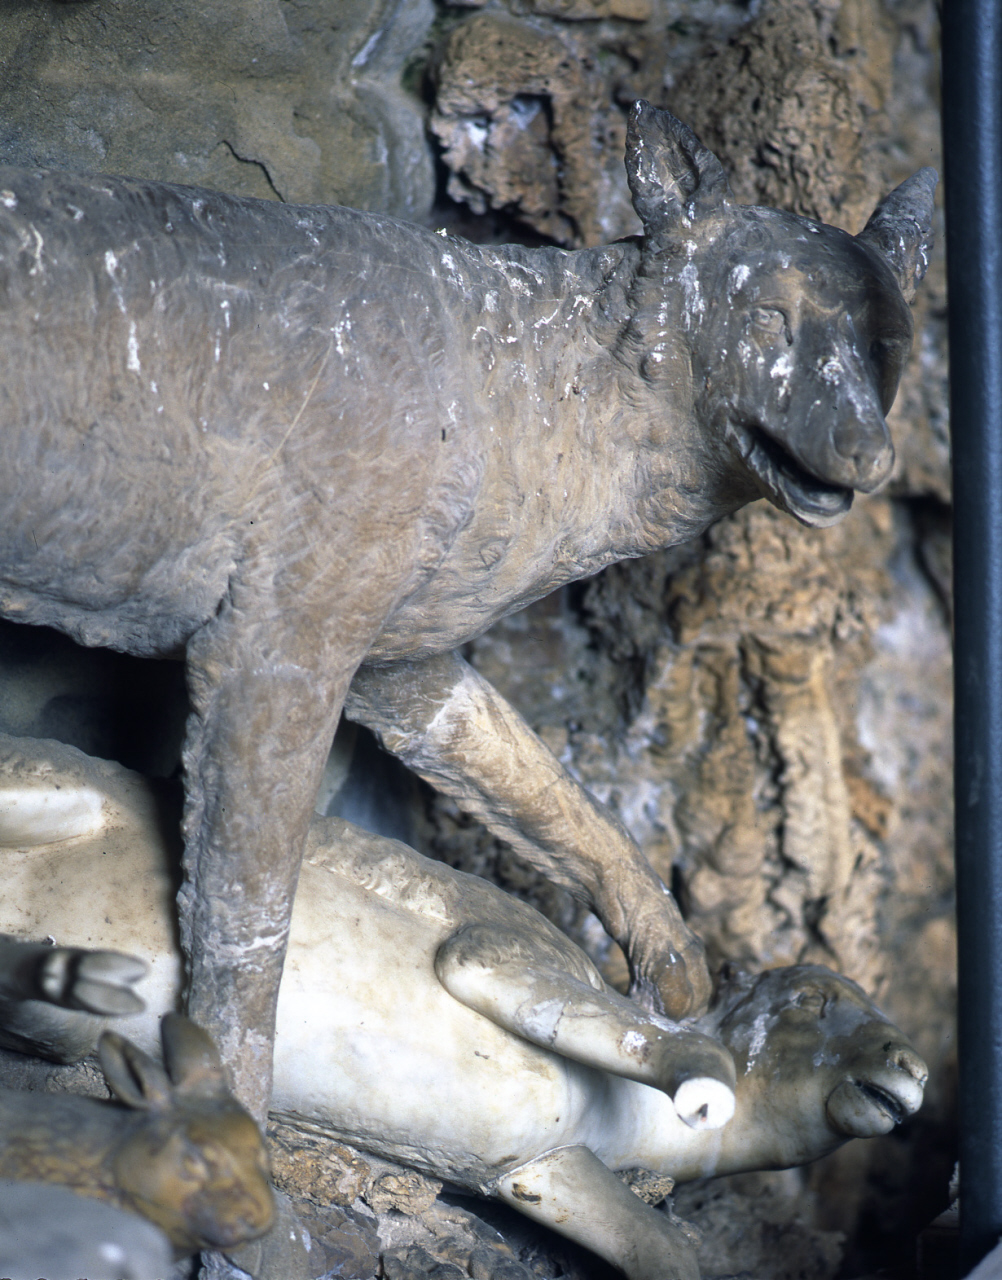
[
  {"left": 0, "top": 935, "right": 147, "bottom": 1014},
  {"left": 346, "top": 652, "right": 712, "bottom": 1019},
  {"left": 0, "top": 936, "right": 148, "bottom": 1063},
  {"left": 494, "top": 1146, "right": 699, "bottom": 1280},
  {"left": 437, "top": 925, "right": 734, "bottom": 1129},
  {"left": 180, "top": 611, "right": 351, "bottom": 1123}
]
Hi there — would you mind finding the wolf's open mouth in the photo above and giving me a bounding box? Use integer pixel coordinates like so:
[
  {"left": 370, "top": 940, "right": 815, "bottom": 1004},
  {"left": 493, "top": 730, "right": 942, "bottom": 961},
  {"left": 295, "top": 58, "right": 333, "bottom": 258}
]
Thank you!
[{"left": 731, "top": 421, "right": 853, "bottom": 527}]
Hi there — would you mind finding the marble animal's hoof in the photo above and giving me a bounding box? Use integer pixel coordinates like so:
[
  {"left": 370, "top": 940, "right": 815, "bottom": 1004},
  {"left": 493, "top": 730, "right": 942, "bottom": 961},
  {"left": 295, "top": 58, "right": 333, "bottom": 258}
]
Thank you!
[
  {"left": 672, "top": 1077, "right": 735, "bottom": 1130},
  {"left": 40, "top": 947, "right": 148, "bottom": 1015}
]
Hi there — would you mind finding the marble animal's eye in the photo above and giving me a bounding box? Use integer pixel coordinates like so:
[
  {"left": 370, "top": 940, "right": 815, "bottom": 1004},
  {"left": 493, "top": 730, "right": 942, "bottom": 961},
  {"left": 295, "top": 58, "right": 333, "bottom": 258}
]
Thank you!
[
  {"left": 749, "top": 306, "right": 786, "bottom": 339},
  {"left": 795, "top": 988, "right": 827, "bottom": 1015}
]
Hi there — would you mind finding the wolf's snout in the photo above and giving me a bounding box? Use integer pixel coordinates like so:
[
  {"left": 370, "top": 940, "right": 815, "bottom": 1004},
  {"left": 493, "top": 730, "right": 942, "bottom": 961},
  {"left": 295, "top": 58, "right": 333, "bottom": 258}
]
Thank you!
[{"left": 831, "top": 413, "right": 894, "bottom": 493}]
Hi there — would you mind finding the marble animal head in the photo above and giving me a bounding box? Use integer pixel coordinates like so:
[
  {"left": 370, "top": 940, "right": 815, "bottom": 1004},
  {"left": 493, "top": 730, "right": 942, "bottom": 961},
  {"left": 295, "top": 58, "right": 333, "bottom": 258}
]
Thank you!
[
  {"left": 624, "top": 102, "right": 937, "bottom": 528},
  {"left": 702, "top": 965, "right": 927, "bottom": 1172},
  {"left": 99, "top": 1015, "right": 274, "bottom": 1252}
]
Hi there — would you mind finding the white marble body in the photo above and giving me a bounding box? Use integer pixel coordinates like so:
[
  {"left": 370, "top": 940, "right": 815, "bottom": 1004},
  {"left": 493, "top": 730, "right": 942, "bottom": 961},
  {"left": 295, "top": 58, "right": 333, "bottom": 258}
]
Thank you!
[
  {"left": 0, "top": 735, "right": 706, "bottom": 1188},
  {"left": 0, "top": 734, "right": 927, "bottom": 1203},
  {"left": 274, "top": 846, "right": 685, "bottom": 1186}
]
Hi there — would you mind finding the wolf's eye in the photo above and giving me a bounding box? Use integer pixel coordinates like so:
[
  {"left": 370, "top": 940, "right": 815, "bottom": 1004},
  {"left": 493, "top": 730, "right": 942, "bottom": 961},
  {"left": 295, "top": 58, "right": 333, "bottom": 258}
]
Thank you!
[{"left": 750, "top": 306, "right": 786, "bottom": 338}]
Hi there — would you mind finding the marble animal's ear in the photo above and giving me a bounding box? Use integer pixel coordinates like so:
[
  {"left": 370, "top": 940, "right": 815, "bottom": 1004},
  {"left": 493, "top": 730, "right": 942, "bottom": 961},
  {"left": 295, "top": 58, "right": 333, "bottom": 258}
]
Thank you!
[
  {"left": 856, "top": 168, "right": 938, "bottom": 302},
  {"left": 625, "top": 101, "right": 732, "bottom": 247},
  {"left": 160, "top": 1013, "right": 231, "bottom": 1099},
  {"left": 98, "top": 1032, "right": 173, "bottom": 1111}
]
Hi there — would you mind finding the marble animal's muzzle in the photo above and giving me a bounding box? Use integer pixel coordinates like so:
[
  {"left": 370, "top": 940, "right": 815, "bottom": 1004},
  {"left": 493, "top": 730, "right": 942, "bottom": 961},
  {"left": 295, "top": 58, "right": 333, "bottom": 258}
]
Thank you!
[{"left": 825, "top": 1042, "right": 928, "bottom": 1138}]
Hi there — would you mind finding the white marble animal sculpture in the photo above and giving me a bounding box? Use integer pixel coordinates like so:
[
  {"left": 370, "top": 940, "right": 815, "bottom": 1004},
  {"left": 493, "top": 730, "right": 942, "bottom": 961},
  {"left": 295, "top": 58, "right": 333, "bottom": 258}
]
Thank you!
[
  {"left": 0, "top": 734, "right": 927, "bottom": 1280},
  {"left": 0, "top": 101, "right": 936, "bottom": 1112}
]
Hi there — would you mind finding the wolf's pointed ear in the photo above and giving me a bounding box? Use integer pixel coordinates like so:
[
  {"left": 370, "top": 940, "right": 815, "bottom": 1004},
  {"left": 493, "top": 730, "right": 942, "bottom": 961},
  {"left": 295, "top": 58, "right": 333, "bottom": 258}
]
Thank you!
[
  {"left": 626, "top": 101, "right": 731, "bottom": 247},
  {"left": 856, "top": 168, "right": 938, "bottom": 302}
]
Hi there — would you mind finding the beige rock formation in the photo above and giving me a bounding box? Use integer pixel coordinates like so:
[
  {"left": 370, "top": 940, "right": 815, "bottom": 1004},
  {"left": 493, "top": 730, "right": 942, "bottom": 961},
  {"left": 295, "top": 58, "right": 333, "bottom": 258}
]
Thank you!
[{"left": 0, "top": 0, "right": 435, "bottom": 220}]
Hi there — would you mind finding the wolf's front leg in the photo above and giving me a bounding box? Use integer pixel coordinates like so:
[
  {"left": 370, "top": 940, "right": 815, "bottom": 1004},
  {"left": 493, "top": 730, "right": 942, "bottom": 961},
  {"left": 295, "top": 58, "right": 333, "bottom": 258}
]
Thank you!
[
  {"left": 347, "top": 651, "right": 711, "bottom": 1019},
  {"left": 181, "top": 610, "right": 352, "bottom": 1123},
  {"left": 493, "top": 1146, "right": 699, "bottom": 1280}
]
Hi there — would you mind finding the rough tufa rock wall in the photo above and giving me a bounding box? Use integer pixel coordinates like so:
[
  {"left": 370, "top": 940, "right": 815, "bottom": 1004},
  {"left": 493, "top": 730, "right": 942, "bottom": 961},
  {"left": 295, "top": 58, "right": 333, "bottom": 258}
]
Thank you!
[{"left": 0, "top": 0, "right": 436, "bottom": 219}]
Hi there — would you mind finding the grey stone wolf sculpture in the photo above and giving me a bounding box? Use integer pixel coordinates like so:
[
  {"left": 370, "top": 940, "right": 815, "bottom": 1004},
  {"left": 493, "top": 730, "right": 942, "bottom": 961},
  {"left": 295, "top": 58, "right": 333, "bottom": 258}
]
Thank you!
[{"left": 0, "top": 100, "right": 936, "bottom": 1113}]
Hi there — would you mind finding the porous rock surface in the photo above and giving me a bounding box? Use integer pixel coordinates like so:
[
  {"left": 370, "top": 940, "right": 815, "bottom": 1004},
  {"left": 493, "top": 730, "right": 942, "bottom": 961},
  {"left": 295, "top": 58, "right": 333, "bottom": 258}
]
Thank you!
[{"left": 0, "top": 0, "right": 435, "bottom": 220}]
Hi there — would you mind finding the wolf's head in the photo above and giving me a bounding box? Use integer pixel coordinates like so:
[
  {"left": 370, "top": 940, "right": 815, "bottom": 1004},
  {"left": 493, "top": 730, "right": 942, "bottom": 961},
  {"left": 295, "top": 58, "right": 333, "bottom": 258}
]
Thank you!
[{"left": 625, "top": 101, "right": 936, "bottom": 528}]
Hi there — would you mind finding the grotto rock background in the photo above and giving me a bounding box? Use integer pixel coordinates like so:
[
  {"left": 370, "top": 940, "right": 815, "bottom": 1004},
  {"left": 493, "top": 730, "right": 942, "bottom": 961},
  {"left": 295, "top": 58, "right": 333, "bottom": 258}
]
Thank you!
[{"left": 0, "top": 0, "right": 952, "bottom": 1276}]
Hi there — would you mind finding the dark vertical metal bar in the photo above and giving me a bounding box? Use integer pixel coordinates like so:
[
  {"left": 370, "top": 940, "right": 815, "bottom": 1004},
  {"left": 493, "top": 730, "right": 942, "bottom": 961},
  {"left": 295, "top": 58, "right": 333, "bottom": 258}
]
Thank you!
[{"left": 943, "top": 0, "right": 1002, "bottom": 1270}]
